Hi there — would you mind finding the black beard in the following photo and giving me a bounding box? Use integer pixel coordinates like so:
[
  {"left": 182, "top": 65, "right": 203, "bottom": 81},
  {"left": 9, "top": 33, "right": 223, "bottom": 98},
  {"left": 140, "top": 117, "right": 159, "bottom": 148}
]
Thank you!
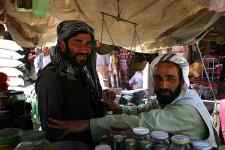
[
  {"left": 155, "top": 84, "right": 181, "bottom": 107},
  {"left": 63, "top": 47, "right": 88, "bottom": 67}
]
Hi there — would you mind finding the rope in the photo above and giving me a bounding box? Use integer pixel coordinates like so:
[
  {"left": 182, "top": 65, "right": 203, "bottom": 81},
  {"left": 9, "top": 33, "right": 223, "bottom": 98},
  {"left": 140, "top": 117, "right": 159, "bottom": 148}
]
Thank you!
[
  {"left": 195, "top": 40, "right": 219, "bottom": 128},
  {"left": 130, "top": 25, "right": 144, "bottom": 52},
  {"left": 100, "top": 14, "right": 116, "bottom": 46},
  {"left": 100, "top": 14, "right": 104, "bottom": 44},
  {"left": 195, "top": 42, "right": 216, "bottom": 100}
]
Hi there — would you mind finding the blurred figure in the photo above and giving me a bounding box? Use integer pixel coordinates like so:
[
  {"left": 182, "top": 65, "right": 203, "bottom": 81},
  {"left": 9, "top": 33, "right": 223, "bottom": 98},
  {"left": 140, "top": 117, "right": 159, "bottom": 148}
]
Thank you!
[{"left": 0, "top": 72, "right": 8, "bottom": 92}]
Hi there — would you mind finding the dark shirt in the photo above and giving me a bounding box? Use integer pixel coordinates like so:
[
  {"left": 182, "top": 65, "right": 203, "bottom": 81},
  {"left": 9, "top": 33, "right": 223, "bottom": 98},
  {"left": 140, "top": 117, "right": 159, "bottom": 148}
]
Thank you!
[{"left": 35, "top": 63, "right": 105, "bottom": 143}]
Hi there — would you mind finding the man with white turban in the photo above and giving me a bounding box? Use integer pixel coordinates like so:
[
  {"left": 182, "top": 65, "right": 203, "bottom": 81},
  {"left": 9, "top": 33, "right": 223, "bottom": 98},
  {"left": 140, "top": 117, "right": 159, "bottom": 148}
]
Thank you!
[{"left": 48, "top": 53, "right": 218, "bottom": 148}]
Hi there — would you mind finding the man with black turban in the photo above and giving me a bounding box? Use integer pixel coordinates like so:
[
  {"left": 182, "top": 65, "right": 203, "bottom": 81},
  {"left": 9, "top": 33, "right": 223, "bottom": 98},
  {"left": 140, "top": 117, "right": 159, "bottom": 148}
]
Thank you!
[{"left": 35, "top": 20, "right": 107, "bottom": 146}]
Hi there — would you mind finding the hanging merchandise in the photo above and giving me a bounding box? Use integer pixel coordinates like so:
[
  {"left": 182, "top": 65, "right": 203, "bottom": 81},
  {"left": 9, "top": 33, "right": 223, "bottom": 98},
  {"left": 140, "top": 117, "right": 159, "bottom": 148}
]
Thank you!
[{"left": 32, "top": 0, "right": 49, "bottom": 17}]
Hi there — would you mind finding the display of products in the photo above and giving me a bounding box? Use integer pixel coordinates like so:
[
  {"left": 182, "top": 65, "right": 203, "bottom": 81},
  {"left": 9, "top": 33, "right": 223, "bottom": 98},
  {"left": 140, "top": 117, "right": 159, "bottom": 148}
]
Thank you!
[{"left": 95, "top": 129, "right": 216, "bottom": 150}]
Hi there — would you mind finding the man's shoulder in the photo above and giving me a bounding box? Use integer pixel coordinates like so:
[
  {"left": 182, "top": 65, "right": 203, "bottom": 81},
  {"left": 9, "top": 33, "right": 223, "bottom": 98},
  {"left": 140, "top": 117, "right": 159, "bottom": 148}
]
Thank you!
[{"left": 37, "top": 63, "right": 58, "bottom": 80}]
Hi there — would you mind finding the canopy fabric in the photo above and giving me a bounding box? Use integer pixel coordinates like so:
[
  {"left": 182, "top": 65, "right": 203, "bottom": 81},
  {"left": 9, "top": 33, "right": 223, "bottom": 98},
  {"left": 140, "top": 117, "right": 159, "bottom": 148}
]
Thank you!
[{"left": 2, "top": 0, "right": 225, "bottom": 53}]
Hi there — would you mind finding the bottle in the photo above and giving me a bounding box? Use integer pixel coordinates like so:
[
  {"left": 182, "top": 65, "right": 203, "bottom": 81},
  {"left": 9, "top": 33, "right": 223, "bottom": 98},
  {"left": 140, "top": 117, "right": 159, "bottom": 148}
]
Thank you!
[
  {"left": 170, "top": 135, "right": 191, "bottom": 150},
  {"left": 150, "top": 131, "right": 169, "bottom": 150},
  {"left": 192, "top": 140, "right": 213, "bottom": 150}
]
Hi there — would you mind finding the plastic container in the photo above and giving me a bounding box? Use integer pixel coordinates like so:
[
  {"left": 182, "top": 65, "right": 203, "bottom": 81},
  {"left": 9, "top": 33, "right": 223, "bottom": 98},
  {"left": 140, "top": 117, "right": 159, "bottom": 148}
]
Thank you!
[
  {"left": 32, "top": 0, "right": 49, "bottom": 17},
  {"left": 150, "top": 131, "right": 169, "bottom": 150},
  {"left": 192, "top": 140, "right": 213, "bottom": 150},
  {"left": 132, "top": 127, "right": 150, "bottom": 140},
  {"left": 170, "top": 135, "right": 191, "bottom": 150},
  {"left": 0, "top": 128, "right": 20, "bottom": 150}
]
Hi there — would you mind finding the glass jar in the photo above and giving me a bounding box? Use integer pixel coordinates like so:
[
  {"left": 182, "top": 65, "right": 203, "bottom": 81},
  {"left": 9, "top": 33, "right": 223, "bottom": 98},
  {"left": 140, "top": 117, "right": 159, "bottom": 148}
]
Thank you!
[
  {"left": 170, "top": 135, "right": 191, "bottom": 150},
  {"left": 125, "top": 138, "right": 136, "bottom": 150},
  {"left": 140, "top": 140, "right": 152, "bottom": 150},
  {"left": 150, "top": 131, "right": 169, "bottom": 150},
  {"left": 132, "top": 127, "right": 150, "bottom": 140},
  {"left": 112, "top": 134, "right": 125, "bottom": 150},
  {"left": 192, "top": 140, "right": 213, "bottom": 150},
  {"left": 132, "top": 127, "right": 150, "bottom": 149}
]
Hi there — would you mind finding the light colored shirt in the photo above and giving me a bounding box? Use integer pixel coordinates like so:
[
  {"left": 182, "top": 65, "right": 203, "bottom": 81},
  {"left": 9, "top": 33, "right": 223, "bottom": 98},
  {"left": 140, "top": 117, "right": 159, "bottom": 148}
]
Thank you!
[
  {"left": 90, "top": 103, "right": 208, "bottom": 142},
  {"left": 128, "top": 71, "right": 143, "bottom": 89}
]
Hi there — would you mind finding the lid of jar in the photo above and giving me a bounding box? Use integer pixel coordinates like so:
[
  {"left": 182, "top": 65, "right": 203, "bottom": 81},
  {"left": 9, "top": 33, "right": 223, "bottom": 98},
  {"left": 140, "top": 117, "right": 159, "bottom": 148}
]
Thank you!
[
  {"left": 150, "top": 131, "right": 169, "bottom": 140},
  {"left": 132, "top": 127, "right": 149, "bottom": 136},
  {"left": 113, "top": 134, "right": 124, "bottom": 142},
  {"left": 95, "top": 144, "right": 111, "bottom": 150},
  {"left": 171, "top": 135, "right": 190, "bottom": 145},
  {"left": 192, "top": 140, "right": 212, "bottom": 150}
]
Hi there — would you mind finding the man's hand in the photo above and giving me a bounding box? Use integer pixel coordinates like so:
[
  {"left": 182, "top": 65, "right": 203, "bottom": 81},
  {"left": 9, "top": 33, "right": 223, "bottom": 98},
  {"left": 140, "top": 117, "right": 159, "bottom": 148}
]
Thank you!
[
  {"left": 102, "top": 89, "right": 116, "bottom": 103},
  {"left": 102, "top": 89, "right": 122, "bottom": 114},
  {"left": 48, "top": 118, "right": 89, "bottom": 137}
]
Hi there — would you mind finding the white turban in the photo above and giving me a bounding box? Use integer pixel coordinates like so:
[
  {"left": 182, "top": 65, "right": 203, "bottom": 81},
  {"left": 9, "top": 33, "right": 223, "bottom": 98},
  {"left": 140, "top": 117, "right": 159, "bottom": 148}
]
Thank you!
[{"left": 149, "top": 53, "right": 190, "bottom": 95}]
